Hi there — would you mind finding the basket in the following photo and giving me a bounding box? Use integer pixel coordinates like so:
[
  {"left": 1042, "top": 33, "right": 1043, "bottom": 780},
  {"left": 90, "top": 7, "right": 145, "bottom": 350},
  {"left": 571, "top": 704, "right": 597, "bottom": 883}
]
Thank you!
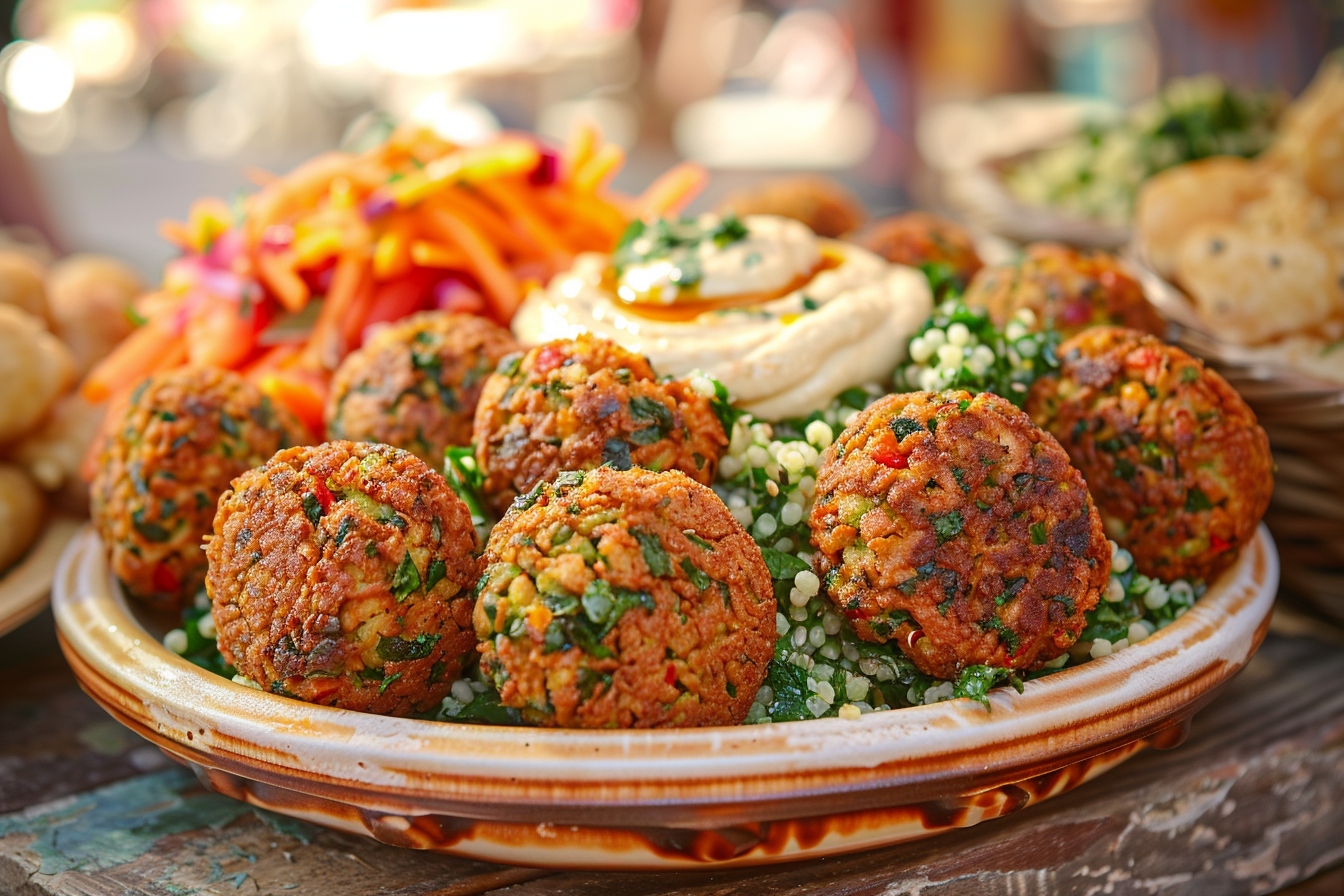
[{"left": 1130, "top": 256, "right": 1344, "bottom": 624}]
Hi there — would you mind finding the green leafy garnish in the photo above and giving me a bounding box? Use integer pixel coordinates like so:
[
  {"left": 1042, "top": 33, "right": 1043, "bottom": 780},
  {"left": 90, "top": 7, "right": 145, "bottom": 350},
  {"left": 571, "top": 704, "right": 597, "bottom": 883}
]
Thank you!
[
  {"left": 633, "top": 529, "right": 672, "bottom": 577},
  {"left": 679, "top": 557, "right": 713, "bottom": 592},
  {"left": 376, "top": 633, "right": 440, "bottom": 662},
  {"left": 761, "top": 547, "right": 810, "bottom": 580},
  {"left": 391, "top": 552, "right": 421, "bottom": 601},
  {"left": 932, "top": 511, "right": 964, "bottom": 544}
]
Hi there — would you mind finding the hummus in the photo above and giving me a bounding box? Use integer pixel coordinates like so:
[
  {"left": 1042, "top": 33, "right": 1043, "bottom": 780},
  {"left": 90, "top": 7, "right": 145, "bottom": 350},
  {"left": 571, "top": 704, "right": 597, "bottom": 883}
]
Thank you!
[{"left": 512, "top": 214, "right": 932, "bottom": 420}]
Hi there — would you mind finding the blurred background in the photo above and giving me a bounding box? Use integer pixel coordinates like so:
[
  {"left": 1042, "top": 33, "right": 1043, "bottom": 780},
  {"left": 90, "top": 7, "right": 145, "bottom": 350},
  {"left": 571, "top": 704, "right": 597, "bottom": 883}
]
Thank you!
[{"left": 1, "top": 0, "right": 1341, "bottom": 279}]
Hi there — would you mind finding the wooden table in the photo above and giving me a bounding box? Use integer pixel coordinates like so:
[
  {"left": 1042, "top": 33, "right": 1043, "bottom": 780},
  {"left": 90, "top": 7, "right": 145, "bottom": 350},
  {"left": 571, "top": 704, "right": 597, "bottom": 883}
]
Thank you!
[{"left": 1, "top": 607, "right": 1341, "bottom": 896}]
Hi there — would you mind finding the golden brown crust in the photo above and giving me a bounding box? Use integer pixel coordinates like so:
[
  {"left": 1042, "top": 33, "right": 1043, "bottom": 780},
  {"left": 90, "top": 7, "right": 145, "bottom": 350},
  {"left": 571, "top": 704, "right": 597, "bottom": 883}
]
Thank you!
[
  {"left": 852, "top": 212, "right": 983, "bottom": 288},
  {"left": 717, "top": 175, "right": 866, "bottom": 238},
  {"left": 326, "top": 311, "right": 518, "bottom": 467},
  {"left": 810, "top": 391, "right": 1109, "bottom": 680},
  {"left": 1026, "top": 327, "right": 1273, "bottom": 582},
  {"left": 475, "top": 467, "right": 775, "bottom": 728},
  {"left": 964, "top": 243, "right": 1165, "bottom": 338},
  {"left": 207, "top": 440, "right": 480, "bottom": 716},
  {"left": 91, "top": 367, "right": 309, "bottom": 612},
  {"left": 472, "top": 334, "right": 726, "bottom": 515}
]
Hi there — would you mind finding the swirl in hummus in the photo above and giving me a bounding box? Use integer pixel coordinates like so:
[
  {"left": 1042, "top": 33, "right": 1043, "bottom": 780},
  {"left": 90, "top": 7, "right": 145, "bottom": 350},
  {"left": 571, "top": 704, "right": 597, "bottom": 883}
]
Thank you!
[{"left": 512, "top": 214, "right": 933, "bottom": 420}]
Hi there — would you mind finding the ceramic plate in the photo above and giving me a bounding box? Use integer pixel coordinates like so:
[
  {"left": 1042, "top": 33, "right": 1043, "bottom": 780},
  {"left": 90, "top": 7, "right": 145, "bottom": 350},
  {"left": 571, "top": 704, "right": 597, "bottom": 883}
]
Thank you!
[
  {"left": 54, "top": 525, "right": 1277, "bottom": 869},
  {"left": 0, "top": 516, "right": 83, "bottom": 638}
]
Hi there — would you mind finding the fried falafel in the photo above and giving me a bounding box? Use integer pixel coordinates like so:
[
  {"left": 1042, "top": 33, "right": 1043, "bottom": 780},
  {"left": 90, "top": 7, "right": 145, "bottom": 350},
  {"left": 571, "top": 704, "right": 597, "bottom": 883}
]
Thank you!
[
  {"left": 1026, "top": 327, "right": 1272, "bottom": 582},
  {"left": 809, "top": 390, "right": 1110, "bottom": 680},
  {"left": 326, "top": 311, "right": 518, "bottom": 467},
  {"left": 964, "top": 243, "right": 1164, "bottom": 337},
  {"left": 475, "top": 467, "right": 776, "bottom": 728},
  {"left": 472, "top": 334, "right": 726, "bottom": 515},
  {"left": 206, "top": 441, "right": 480, "bottom": 715},
  {"left": 853, "top": 212, "right": 984, "bottom": 290},
  {"left": 92, "top": 368, "right": 309, "bottom": 612}
]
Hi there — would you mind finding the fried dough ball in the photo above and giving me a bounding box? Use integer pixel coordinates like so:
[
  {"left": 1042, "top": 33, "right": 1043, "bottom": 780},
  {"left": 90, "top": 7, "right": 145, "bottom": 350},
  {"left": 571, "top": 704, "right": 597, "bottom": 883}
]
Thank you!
[
  {"left": 0, "top": 251, "right": 48, "bottom": 322},
  {"left": 1026, "top": 328, "right": 1272, "bottom": 583},
  {"left": 208, "top": 441, "right": 481, "bottom": 715},
  {"left": 475, "top": 467, "right": 775, "bottom": 728},
  {"left": 9, "top": 393, "right": 104, "bottom": 516},
  {"left": 964, "top": 243, "right": 1165, "bottom": 338},
  {"left": 0, "top": 464, "right": 44, "bottom": 573},
  {"left": 44, "top": 254, "right": 142, "bottom": 377},
  {"left": 91, "top": 368, "right": 309, "bottom": 612},
  {"left": 473, "top": 334, "right": 726, "bottom": 515},
  {"left": 326, "top": 312, "right": 519, "bottom": 466},
  {"left": 852, "top": 212, "right": 984, "bottom": 290},
  {"left": 717, "top": 175, "right": 866, "bottom": 238},
  {"left": 810, "top": 391, "right": 1109, "bottom": 680},
  {"left": 0, "top": 304, "right": 75, "bottom": 444}
]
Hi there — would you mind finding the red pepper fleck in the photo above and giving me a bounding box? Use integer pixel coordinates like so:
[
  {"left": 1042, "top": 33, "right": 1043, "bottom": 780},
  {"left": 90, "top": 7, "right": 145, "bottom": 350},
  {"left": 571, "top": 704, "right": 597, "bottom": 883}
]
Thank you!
[
  {"left": 1211, "top": 534, "right": 1230, "bottom": 553},
  {"left": 665, "top": 664, "right": 677, "bottom": 686},
  {"left": 872, "top": 448, "right": 909, "bottom": 470},
  {"left": 1060, "top": 300, "right": 1093, "bottom": 327},
  {"left": 313, "top": 480, "right": 335, "bottom": 513},
  {"left": 152, "top": 563, "right": 179, "bottom": 594},
  {"left": 534, "top": 345, "right": 565, "bottom": 374},
  {"left": 530, "top": 147, "right": 560, "bottom": 186}
]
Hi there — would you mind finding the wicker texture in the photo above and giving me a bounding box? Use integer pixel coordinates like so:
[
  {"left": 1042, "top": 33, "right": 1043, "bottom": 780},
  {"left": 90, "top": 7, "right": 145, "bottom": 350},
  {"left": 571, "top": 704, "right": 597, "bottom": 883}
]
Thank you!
[{"left": 1132, "top": 256, "right": 1344, "bottom": 623}]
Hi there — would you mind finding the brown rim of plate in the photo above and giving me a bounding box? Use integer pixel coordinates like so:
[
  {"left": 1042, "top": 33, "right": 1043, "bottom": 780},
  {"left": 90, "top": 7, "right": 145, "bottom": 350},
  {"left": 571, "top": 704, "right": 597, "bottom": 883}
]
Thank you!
[{"left": 54, "top": 524, "right": 1276, "bottom": 830}]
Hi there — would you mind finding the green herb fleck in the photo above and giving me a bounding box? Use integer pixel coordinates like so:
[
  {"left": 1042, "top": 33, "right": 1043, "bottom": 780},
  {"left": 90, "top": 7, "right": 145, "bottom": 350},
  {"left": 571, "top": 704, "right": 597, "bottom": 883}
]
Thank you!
[
  {"left": 302, "top": 493, "right": 323, "bottom": 526},
  {"left": 376, "top": 633, "right": 440, "bottom": 662},
  {"left": 634, "top": 528, "right": 673, "bottom": 577},
  {"left": 680, "top": 557, "right": 713, "bottom": 592},
  {"left": 932, "top": 510, "right": 964, "bottom": 544},
  {"left": 391, "top": 552, "right": 421, "bottom": 600}
]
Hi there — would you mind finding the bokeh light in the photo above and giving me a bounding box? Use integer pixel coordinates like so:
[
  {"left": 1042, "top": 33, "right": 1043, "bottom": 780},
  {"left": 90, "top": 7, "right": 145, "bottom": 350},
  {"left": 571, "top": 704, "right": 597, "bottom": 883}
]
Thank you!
[{"left": 3, "top": 42, "right": 76, "bottom": 114}]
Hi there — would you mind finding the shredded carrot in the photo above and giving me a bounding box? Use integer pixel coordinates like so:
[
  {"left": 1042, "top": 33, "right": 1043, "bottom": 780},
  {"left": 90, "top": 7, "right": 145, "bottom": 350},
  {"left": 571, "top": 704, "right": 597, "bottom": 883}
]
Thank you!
[
  {"left": 81, "top": 319, "right": 183, "bottom": 403},
  {"left": 256, "top": 371, "right": 327, "bottom": 439},
  {"left": 372, "top": 225, "right": 413, "bottom": 280},
  {"left": 433, "top": 187, "right": 532, "bottom": 257},
  {"left": 88, "top": 127, "right": 669, "bottom": 406},
  {"left": 565, "top": 121, "right": 599, "bottom": 180},
  {"left": 572, "top": 143, "right": 625, "bottom": 194},
  {"left": 474, "top": 179, "right": 574, "bottom": 267},
  {"left": 341, "top": 274, "right": 377, "bottom": 349},
  {"left": 421, "top": 205, "right": 520, "bottom": 321},
  {"left": 410, "top": 241, "right": 470, "bottom": 269},
  {"left": 304, "top": 248, "right": 369, "bottom": 370},
  {"left": 157, "top": 219, "right": 192, "bottom": 250},
  {"left": 637, "top": 162, "right": 708, "bottom": 218},
  {"left": 254, "top": 250, "right": 310, "bottom": 314}
]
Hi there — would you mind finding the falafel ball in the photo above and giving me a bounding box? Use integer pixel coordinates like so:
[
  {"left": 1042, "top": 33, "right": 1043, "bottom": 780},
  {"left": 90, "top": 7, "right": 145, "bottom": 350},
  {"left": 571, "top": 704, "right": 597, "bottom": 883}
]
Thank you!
[
  {"left": 91, "top": 368, "right": 309, "bottom": 612},
  {"left": 1026, "top": 328, "right": 1272, "bottom": 583},
  {"left": 472, "top": 334, "right": 726, "bottom": 515},
  {"left": 206, "top": 441, "right": 480, "bottom": 715},
  {"left": 853, "top": 212, "right": 984, "bottom": 291},
  {"left": 326, "top": 311, "right": 519, "bottom": 467},
  {"left": 810, "top": 390, "right": 1109, "bottom": 680},
  {"left": 717, "top": 175, "right": 866, "bottom": 238},
  {"left": 475, "top": 467, "right": 776, "bottom": 728},
  {"left": 964, "top": 243, "right": 1165, "bottom": 338}
]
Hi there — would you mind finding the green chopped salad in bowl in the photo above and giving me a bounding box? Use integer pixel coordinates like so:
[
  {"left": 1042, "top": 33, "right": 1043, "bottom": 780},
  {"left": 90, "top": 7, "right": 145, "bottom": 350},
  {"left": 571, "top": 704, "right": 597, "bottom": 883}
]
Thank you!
[{"left": 1004, "top": 76, "right": 1282, "bottom": 227}]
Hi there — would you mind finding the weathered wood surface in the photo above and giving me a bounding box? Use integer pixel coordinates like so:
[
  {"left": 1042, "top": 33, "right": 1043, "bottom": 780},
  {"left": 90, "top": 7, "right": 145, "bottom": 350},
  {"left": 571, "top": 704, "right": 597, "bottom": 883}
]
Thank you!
[{"left": 0, "top": 609, "right": 1341, "bottom": 896}]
